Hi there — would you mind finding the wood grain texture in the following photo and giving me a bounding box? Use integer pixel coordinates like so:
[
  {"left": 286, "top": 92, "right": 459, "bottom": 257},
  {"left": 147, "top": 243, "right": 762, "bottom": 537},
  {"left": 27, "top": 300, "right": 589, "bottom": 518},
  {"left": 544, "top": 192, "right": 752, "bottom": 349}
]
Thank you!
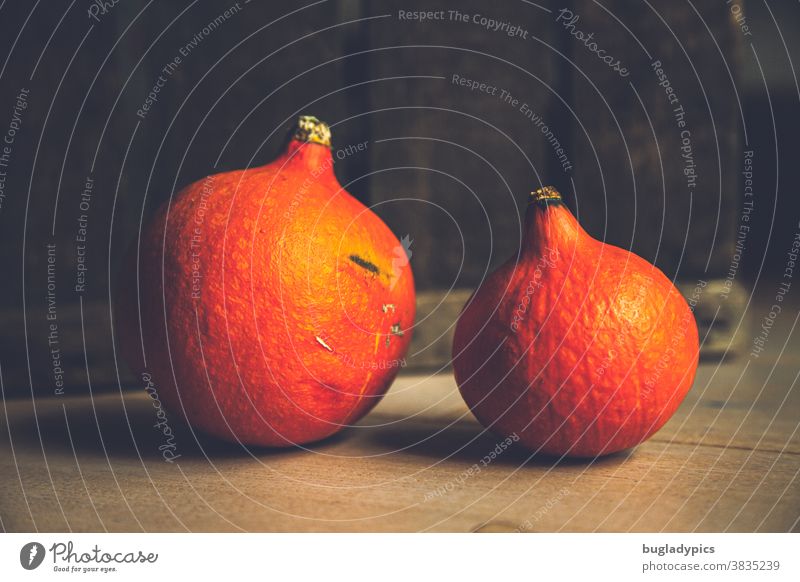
[
  {"left": 568, "top": 0, "right": 742, "bottom": 279},
  {"left": 2, "top": 338, "right": 797, "bottom": 532},
  {"left": 364, "top": 0, "right": 559, "bottom": 291}
]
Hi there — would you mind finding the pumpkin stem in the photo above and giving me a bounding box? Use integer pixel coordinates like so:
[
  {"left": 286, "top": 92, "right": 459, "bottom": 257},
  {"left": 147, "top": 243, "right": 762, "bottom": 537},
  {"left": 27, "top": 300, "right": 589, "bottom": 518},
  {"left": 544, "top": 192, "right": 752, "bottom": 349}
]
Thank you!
[
  {"left": 293, "top": 115, "right": 332, "bottom": 148},
  {"left": 530, "top": 186, "right": 563, "bottom": 206},
  {"left": 523, "top": 185, "right": 580, "bottom": 254}
]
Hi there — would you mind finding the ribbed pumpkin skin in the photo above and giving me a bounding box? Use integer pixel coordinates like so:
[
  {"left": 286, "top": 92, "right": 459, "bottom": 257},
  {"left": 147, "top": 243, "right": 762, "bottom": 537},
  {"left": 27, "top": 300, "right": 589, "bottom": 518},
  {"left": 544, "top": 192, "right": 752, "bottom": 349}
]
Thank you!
[
  {"left": 452, "top": 189, "right": 698, "bottom": 457},
  {"left": 117, "top": 130, "right": 414, "bottom": 447}
]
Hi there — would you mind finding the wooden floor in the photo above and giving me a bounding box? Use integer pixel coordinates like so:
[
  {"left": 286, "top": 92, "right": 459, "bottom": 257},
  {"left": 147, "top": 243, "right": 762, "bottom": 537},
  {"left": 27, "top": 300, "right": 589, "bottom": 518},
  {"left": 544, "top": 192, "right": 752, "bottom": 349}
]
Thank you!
[{"left": 2, "top": 314, "right": 798, "bottom": 532}]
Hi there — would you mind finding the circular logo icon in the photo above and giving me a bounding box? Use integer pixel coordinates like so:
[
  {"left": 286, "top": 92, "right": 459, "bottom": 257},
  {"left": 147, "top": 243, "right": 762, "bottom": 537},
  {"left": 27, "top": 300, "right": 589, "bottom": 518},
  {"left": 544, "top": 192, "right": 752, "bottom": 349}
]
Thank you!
[{"left": 20, "top": 542, "right": 46, "bottom": 570}]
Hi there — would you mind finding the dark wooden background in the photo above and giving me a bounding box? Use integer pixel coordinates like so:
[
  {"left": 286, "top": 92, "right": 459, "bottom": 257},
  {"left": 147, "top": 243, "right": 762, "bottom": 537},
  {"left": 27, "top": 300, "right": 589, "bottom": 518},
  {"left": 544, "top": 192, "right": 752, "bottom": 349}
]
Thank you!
[{"left": 0, "top": 0, "right": 797, "bottom": 395}]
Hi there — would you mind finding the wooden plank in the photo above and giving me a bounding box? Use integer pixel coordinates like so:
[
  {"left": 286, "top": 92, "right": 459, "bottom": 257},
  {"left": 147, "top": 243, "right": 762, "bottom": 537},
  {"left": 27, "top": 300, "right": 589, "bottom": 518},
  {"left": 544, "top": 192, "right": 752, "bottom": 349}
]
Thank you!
[
  {"left": 568, "top": 0, "right": 742, "bottom": 280},
  {"left": 2, "top": 362, "right": 797, "bottom": 533},
  {"left": 364, "top": 0, "right": 560, "bottom": 291}
]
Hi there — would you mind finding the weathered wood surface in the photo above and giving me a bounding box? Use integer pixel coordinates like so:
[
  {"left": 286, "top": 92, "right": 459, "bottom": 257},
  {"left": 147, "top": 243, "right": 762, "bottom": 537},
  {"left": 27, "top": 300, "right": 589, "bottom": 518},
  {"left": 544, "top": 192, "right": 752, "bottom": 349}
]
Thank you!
[
  {"left": 364, "top": 0, "right": 558, "bottom": 291},
  {"left": 569, "top": 0, "right": 742, "bottom": 280},
  {"left": 2, "top": 297, "right": 797, "bottom": 532}
]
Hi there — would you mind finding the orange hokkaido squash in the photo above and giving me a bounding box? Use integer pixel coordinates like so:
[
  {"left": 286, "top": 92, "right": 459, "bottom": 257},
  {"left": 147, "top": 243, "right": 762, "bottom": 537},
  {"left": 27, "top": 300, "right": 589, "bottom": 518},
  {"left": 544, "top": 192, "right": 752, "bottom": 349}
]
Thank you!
[
  {"left": 453, "top": 187, "right": 699, "bottom": 457},
  {"left": 116, "top": 116, "right": 415, "bottom": 446}
]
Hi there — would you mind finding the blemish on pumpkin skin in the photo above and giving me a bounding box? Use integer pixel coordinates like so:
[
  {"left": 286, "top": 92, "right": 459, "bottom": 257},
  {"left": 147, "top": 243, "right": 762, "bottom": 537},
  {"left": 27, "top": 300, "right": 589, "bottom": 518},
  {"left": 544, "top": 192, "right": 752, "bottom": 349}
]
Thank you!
[
  {"left": 349, "top": 254, "right": 380, "bottom": 275},
  {"left": 390, "top": 323, "right": 404, "bottom": 337},
  {"left": 315, "top": 336, "right": 333, "bottom": 352},
  {"left": 382, "top": 303, "right": 395, "bottom": 313}
]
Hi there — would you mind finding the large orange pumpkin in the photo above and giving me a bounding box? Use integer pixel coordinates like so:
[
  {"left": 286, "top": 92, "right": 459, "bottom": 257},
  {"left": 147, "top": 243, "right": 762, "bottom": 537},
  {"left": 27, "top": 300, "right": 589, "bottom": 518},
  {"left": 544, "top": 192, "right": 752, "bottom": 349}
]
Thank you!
[
  {"left": 116, "top": 116, "right": 415, "bottom": 447},
  {"left": 452, "top": 187, "right": 698, "bottom": 457}
]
